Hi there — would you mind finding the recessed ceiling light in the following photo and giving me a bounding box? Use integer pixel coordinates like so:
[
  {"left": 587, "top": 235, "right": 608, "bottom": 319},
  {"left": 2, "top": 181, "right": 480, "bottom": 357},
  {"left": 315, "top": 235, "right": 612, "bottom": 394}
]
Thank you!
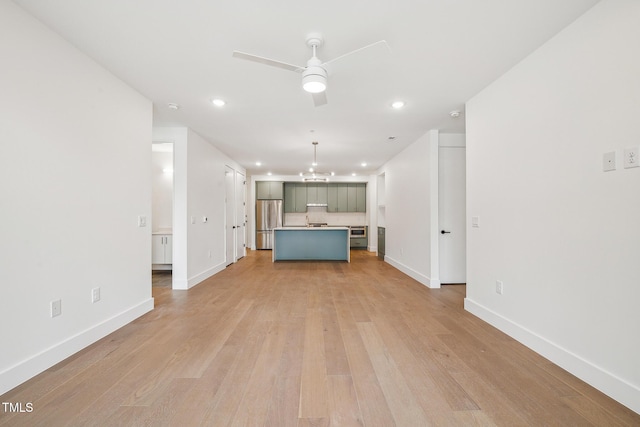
[
  {"left": 352, "top": 173, "right": 357, "bottom": 176},
  {"left": 167, "top": 103, "right": 180, "bottom": 110},
  {"left": 309, "top": 168, "right": 314, "bottom": 172},
  {"left": 255, "top": 161, "right": 262, "bottom": 166},
  {"left": 331, "top": 172, "right": 335, "bottom": 176},
  {"left": 361, "top": 162, "right": 367, "bottom": 167},
  {"left": 267, "top": 172, "right": 272, "bottom": 176},
  {"left": 450, "top": 110, "right": 461, "bottom": 118},
  {"left": 391, "top": 101, "right": 405, "bottom": 109},
  {"left": 212, "top": 98, "right": 226, "bottom": 107}
]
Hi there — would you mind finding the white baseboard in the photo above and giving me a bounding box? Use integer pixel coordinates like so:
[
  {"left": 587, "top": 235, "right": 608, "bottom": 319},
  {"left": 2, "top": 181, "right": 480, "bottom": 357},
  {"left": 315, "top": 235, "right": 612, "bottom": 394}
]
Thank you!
[
  {"left": 464, "top": 298, "right": 640, "bottom": 415},
  {"left": 0, "top": 298, "right": 154, "bottom": 395},
  {"left": 181, "top": 263, "right": 227, "bottom": 289},
  {"left": 384, "top": 256, "right": 440, "bottom": 288}
]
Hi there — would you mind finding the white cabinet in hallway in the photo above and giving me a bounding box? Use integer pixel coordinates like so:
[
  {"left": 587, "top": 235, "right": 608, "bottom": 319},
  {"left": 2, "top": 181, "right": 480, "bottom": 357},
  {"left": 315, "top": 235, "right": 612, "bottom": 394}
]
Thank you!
[{"left": 152, "top": 234, "right": 172, "bottom": 266}]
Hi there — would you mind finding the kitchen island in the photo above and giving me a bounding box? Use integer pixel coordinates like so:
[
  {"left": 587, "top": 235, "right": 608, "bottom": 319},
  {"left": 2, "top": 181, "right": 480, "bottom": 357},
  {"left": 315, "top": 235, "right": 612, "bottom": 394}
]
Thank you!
[{"left": 272, "top": 227, "right": 350, "bottom": 262}]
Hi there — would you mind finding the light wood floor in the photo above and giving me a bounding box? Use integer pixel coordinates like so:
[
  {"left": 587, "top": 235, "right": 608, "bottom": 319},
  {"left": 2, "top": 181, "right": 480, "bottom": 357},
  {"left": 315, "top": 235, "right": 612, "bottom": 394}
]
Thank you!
[{"left": 1, "top": 250, "right": 638, "bottom": 426}]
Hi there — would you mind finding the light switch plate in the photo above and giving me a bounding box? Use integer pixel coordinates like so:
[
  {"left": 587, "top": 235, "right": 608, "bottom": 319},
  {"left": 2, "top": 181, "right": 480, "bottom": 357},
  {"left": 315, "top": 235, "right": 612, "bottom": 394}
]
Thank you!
[
  {"left": 51, "top": 299, "right": 62, "bottom": 317},
  {"left": 472, "top": 216, "right": 479, "bottom": 228},
  {"left": 623, "top": 147, "right": 639, "bottom": 169},
  {"left": 603, "top": 151, "right": 616, "bottom": 172},
  {"left": 137, "top": 215, "right": 147, "bottom": 227}
]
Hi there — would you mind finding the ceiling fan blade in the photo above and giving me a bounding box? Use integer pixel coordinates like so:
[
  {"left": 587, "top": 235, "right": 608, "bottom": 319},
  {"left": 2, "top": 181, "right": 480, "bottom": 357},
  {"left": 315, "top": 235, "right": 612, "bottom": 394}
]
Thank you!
[
  {"left": 323, "top": 40, "right": 391, "bottom": 66},
  {"left": 232, "top": 51, "right": 304, "bottom": 72},
  {"left": 312, "top": 91, "right": 327, "bottom": 107}
]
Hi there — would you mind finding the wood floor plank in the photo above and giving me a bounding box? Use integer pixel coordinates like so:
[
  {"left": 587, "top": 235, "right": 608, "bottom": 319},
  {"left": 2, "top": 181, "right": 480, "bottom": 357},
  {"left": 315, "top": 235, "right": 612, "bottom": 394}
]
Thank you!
[
  {"left": 229, "top": 319, "right": 288, "bottom": 426},
  {"left": 298, "top": 303, "right": 329, "bottom": 418},
  {"left": 368, "top": 313, "right": 474, "bottom": 424},
  {"left": 331, "top": 289, "right": 396, "bottom": 427},
  {"left": 2, "top": 249, "right": 638, "bottom": 426},
  {"left": 437, "top": 332, "right": 593, "bottom": 425},
  {"left": 199, "top": 320, "right": 271, "bottom": 425},
  {"left": 320, "top": 287, "right": 351, "bottom": 376},
  {"left": 448, "top": 371, "right": 531, "bottom": 426},
  {"left": 265, "top": 319, "right": 306, "bottom": 427},
  {"left": 357, "top": 321, "right": 431, "bottom": 426}
]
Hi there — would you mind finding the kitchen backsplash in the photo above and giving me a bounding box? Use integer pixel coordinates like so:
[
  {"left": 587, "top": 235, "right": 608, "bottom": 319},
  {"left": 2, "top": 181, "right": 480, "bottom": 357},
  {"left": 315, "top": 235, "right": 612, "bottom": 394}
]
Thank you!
[{"left": 284, "top": 207, "right": 366, "bottom": 227}]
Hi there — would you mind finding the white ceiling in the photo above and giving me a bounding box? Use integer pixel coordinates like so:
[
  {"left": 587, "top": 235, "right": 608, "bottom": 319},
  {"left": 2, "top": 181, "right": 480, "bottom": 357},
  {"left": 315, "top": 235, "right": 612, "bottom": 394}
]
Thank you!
[{"left": 14, "top": 0, "right": 599, "bottom": 176}]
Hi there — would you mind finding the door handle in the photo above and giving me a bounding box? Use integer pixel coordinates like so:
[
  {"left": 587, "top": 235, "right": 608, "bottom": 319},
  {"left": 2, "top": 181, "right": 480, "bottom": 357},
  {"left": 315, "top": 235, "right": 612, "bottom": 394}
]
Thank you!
[{"left": 441, "top": 230, "right": 451, "bottom": 234}]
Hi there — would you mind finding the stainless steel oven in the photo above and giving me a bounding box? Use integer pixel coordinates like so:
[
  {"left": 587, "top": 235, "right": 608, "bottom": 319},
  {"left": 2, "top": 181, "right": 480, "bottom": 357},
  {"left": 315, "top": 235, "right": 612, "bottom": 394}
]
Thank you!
[{"left": 349, "top": 226, "right": 366, "bottom": 239}]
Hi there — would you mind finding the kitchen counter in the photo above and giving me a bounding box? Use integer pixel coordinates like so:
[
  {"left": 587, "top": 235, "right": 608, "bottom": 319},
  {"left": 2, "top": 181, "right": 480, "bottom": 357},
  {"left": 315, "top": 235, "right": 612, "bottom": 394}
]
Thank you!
[
  {"left": 272, "top": 227, "right": 350, "bottom": 262},
  {"left": 152, "top": 229, "right": 173, "bottom": 235}
]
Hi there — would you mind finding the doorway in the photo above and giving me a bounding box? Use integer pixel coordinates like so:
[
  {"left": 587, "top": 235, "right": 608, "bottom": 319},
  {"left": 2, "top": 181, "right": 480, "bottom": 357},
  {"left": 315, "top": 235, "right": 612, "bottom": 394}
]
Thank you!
[
  {"left": 438, "top": 140, "right": 466, "bottom": 284},
  {"left": 235, "top": 171, "right": 246, "bottom": 260},
  {"left": 225, "top": 166, "right": 235, "bottom": 266}
]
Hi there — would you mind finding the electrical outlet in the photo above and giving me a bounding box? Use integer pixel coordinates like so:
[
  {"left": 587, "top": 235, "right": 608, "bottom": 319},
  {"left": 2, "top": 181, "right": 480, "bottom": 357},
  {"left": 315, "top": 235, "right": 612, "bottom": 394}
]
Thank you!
[
  {"left": 623, "top": 147, "right": 639, "bottom": 169},
  {"left": 92, "top": 287, "right": 101, "bottom": 303},
  {"left": 51, "top": 299, "right": 62, "bottom": 317},
  {"left": 496, "top": 280, "right": 504, "bottom": 295},
  {"left": 137, "top": 215, "right": 147, "bottom": 227}
]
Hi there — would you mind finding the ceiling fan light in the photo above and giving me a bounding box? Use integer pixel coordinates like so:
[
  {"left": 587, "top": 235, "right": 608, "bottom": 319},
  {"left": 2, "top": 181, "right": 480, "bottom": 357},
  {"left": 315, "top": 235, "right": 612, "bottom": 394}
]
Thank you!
[
  {"left": 302, "top": 67, "right": 327, "bottom": 93},
  {"left": 303, "top": 77, "right": 326, "bottom": 93}
]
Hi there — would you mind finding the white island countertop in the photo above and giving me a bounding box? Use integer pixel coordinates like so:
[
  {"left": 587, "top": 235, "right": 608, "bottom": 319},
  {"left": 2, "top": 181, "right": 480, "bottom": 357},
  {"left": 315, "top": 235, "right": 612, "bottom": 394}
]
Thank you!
[{"left": 278, "top": 226, "right": 349, "bottom": 230}]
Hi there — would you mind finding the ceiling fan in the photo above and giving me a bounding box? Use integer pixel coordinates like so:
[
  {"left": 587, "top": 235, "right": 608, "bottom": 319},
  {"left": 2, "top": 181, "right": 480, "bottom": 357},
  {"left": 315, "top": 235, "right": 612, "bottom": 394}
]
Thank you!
[{"left": 232, "top": 33, "right": 389, "bottom": 107}]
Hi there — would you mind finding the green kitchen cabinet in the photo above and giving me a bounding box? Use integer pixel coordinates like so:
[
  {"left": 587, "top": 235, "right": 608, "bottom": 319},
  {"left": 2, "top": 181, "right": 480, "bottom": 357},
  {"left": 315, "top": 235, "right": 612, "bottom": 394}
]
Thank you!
[
  {"left": 256, "top": 181, "right": 283, "bottom": 199},
  {"left": 327, "top": 183, "right": 365, "bottom": 212},
  {"left": 284, "top": 183, "right": 308, "bottom": 213},
  {"left": 294, "top": 184, "right": 307, "bottom": 212},
  {"left": 355, "top": 183, "right": 366, "bottom": 212},
  {"left": 288, "top": 183, "right": 366, "bottom": 213},
  {"left": 307, "top": 183, "right": 328, "bottom": 205},
  {"left": 327, "top": 183, "right": 348, "bottom": 212},
  {"left": 284, "top": 183, "right": 295, "bottom": 212}
]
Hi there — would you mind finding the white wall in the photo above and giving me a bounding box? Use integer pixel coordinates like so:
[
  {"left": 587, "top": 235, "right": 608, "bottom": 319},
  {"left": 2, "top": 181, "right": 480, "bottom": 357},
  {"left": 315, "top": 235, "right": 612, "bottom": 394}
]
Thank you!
[
  {"left": 377, "top": 130, "right": 440, "bottom": 287},
  {"left": 465, "top": 0, "right": 640, "bottom": 413},
  {"left": 152, "top": 150, "right": 173, "bottom": 231},
  {"left": 0, "top": 2, "right": 153, "bottom": 394},
  {"left": 153, "top": 127, "right": 245, "bottom": 290}
]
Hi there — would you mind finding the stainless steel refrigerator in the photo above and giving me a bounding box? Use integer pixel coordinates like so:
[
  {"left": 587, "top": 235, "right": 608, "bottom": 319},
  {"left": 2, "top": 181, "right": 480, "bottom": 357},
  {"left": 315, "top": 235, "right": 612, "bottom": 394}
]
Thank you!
[{"left": 255, "top": 199, "right": 283, "bottom": 249}]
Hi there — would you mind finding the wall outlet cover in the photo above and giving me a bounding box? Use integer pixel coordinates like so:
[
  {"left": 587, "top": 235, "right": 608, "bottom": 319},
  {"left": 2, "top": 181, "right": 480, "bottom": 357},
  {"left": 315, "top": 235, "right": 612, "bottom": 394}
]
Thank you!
[
  {"left": 92, "top": 287, "right": 101, "bottom": 303},
  {"left": 51, "top": 299, "right": 62, "bottom": 317},
  {"left": 603, "top": 151, "right": 616, "bottom": 172},
  {"left": 623, "top": 147, "right": 639, "bottom": 169}
]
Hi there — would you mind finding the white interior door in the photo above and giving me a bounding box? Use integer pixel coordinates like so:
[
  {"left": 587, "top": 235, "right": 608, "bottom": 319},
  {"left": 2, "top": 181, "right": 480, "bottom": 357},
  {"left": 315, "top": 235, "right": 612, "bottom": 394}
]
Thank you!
[
  {"left": 235, "top": 172, "right": 246, "bottom": 260},
  {"left": 438, "top": 146, "right": 466, "bottom": 284},
  {"left": 225, "top": 166, "right": 235, "bottom": 265}
]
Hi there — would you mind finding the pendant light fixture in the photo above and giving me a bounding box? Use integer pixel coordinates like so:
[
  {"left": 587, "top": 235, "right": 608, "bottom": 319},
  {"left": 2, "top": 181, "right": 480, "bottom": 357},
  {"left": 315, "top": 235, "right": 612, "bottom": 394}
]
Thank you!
[
  {"left": 302, "top": 141, "right": 332, "bottom": 181},
  {"left": 312, "top": 141, "right": 319, "bottom": 166}
]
